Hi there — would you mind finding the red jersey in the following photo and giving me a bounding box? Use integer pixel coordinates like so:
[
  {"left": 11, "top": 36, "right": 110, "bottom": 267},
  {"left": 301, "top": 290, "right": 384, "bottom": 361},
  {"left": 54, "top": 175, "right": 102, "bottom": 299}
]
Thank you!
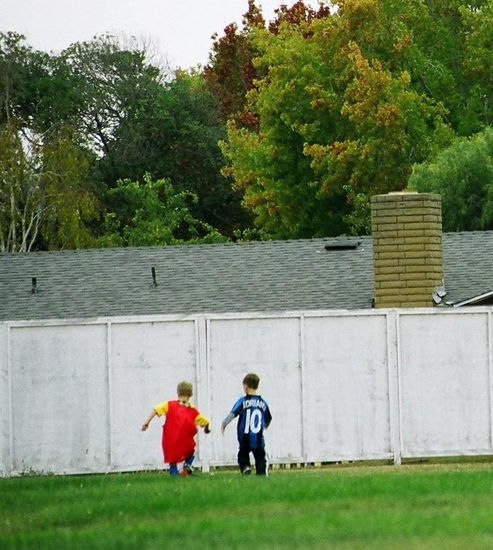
[{"left": 155, "top": 400, "right": 208, "bottom": 464}]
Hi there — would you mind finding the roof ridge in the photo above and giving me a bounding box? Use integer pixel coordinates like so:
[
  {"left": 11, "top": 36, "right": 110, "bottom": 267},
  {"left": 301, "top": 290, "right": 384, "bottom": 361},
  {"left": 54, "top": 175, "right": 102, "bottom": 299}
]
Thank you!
[{"left": 2, "top": 230, "right": 492, "bottom": 258}]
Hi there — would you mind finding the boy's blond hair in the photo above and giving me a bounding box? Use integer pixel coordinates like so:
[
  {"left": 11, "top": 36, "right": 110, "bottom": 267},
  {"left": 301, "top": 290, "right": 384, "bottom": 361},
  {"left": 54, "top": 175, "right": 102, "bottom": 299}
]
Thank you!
[
  {"left": 243, "top": 373, "right": 260, "bottom": 389},
  {"left": 177, "top": 381, "right": 193, "bottom": 397}
]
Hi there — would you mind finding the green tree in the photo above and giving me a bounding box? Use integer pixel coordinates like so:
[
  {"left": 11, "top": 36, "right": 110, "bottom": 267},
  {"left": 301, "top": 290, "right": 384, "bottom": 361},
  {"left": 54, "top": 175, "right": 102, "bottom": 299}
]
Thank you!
[
  {"left": 99, "top": 69, "right": 250, "bottom": 237},
  {"left": 403, "top": 0, "right": 492, "bottom": 136},
  {"left": 59, "top": 35, "right": 249, "bottom": 239},
  {"left": 0, "top": 32, "right": 46, "bottom": 125},
  {"left": 0, "top": 121, "right": 100, "bottom": 251},
  {"left": 0, "top": 32, "right": 81, "bottom": 136},
  {"left": 409, "top": 127, "right": 493, "bottom": 231},
  {"left": 2, "top": 33, "right": 246, "bottom": 248},
  {"left": 39, "top": 133, "right": 99, "bottom": 249},
  {"left": 59, "top": 34, "right": 164, "bottom": 156},
  {"left": 0, "top": 121, "right": 46, "bottom": 252},
  {"left": 459, "top": 1, "right": 493, "bottom": 131},
  {"left": 98, "top": 173, "right": 227, "bottom": 247},
  {"left": 0, "top": 33, "right": 101, "bottom": 251}
]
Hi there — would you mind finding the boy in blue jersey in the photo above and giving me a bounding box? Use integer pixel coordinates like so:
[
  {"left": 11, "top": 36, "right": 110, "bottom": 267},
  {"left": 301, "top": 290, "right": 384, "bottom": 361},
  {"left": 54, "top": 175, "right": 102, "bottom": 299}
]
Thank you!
[{"left": 221, "top": 373, "right": 272, "bottom": 476}]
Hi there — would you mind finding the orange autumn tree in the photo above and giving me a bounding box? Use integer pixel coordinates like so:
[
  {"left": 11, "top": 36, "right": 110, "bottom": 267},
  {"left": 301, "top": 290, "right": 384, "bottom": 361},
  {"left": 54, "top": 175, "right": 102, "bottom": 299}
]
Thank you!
[
  {"left": 306, "top": 39, "right": 447, "bottom": 234},
  {"left": 220, "top": 0, "right": 453, "bottom": 237}
]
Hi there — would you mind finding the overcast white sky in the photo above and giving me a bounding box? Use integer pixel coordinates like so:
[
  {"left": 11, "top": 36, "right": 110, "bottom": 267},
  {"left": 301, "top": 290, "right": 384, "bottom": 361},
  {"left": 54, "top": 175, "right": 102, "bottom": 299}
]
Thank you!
[{"left": 1, "top": 0, "right": 319, "bottom": 69}]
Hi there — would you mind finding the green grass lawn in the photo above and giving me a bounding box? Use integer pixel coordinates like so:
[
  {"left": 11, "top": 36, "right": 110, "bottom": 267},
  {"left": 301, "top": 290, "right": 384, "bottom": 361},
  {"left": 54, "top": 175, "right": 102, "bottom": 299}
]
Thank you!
[{"left": 1, "top": 463, "right": 492, "bottom": 549}]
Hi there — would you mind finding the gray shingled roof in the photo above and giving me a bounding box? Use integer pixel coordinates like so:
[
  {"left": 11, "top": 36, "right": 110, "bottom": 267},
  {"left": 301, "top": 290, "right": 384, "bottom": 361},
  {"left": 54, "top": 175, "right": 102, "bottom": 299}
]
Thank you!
[
  {"left": 1, "top": 232, "right": 492, "bottom": 321},
  {"left": 442, "top": 231, "right": 493, "bottom": 306}
]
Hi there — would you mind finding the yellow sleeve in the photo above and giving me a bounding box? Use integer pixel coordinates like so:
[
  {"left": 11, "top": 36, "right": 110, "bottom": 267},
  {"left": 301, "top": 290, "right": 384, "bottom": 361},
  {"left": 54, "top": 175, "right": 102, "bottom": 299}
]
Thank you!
[
  {"left": 154, "top": 401, "right": 169, "bottom": 417},
  {"left": 195, "top": 413, "right": 210, "bottom": 427}
]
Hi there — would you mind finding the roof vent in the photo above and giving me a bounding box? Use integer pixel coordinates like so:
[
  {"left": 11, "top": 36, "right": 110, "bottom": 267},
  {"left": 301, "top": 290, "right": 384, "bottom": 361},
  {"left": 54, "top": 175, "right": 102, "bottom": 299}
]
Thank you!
[
  {"left": 433, "top": 286, "right": 447, "bottom": 305},
  {"left": 324, "top": 240, "right": 361, "bottom": 251}
]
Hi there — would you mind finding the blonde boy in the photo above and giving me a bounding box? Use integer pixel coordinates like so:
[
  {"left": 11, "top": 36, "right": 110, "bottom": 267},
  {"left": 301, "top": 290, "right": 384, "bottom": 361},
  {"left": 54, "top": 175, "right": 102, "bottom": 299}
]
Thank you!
[{"left": 142, "top": 381, "right": 210, "bottom": 476}]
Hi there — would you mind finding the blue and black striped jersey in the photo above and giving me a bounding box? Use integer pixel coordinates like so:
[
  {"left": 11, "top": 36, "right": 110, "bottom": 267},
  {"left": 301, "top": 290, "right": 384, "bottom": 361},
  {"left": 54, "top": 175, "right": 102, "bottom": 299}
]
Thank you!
[{"left": 230, "top": 395, "right": 272, "bottom": 449}]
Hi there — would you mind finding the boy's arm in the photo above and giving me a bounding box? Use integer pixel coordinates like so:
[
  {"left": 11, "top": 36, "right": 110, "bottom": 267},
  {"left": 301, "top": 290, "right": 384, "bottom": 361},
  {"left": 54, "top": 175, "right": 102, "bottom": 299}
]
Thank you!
[
  {"left": 221, "top": 412, "right": 235, "bottom": 433},
  {"left": 141, "top": 410, "right": 157, "bottom": 431},
  {"left": 221, "top": 398, "right": 242, "bottom": 433},
  {"left": 265, "top": 406, "right": 272, "bottom": 429},
  {"left": 195, "top": 413, "right": 211, "bottom": 433},
  {"left": 142, "top": 401, "right": 169, "bottom": 431}
]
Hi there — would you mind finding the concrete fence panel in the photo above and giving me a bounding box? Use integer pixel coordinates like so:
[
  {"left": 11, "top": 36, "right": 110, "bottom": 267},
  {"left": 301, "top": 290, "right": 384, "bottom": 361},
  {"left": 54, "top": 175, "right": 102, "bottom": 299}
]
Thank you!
[
  {"left": 10, "top": 323, "right": 109, "bottom": 475},
  {"left": 399, "top": 311, "right": 493, "bottom": 457},
  {"left": 303, "top": 314, "right": 391, "bottom": 462},
  {"left": 207, "top": 316, "right": 303, "bottom": 466},
  {"left": 109, "top": 319, "right": 198, "bottom": 471}
]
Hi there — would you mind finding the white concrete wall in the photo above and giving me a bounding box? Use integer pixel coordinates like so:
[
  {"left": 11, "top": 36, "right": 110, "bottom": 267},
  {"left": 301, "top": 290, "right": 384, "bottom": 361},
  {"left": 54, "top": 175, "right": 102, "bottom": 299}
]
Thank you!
[
  {"left": 302, "top": 314, "right": 391, "bottom": 461},
  {"left": 399, "top": 312, "right": 493, "bottom": 457},
  {"left": 10, "top": 324, "right": 109, "bottom": 474},
  {"left": 1, "top": 308, "right": 492, "bottom": 476}
]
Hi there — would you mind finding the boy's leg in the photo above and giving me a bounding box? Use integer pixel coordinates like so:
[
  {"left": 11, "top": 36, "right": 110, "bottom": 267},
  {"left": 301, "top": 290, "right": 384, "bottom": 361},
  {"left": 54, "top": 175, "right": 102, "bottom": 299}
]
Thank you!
[
  {"left": 252, "top": 446, "right": 267, "bottom": 475},
  {"left": 238, "top": 437, "right": 252, "bottom": 474},
  {"left": 169, "top": 463, "right": 179, "bottom": 476},
  {"left": 182, "top": 455, "right": 194, "bottom": 475}
]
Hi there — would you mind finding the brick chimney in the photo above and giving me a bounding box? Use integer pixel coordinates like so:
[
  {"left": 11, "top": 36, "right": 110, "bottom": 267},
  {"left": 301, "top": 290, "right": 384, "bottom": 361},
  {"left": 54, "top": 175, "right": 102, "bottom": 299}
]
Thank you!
[{"left": 371, "top": 192, "right": 443, "bottom": 308}]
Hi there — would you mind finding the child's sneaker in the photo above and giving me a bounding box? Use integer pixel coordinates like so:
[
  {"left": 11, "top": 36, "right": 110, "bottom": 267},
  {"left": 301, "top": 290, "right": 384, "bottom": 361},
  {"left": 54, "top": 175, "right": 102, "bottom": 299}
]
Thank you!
[
  {"left": 182, "top": 463, "right": 194, "bottom": 476},
  {"left": 241, "top": 466, "right": 252, "bottom": 475}
]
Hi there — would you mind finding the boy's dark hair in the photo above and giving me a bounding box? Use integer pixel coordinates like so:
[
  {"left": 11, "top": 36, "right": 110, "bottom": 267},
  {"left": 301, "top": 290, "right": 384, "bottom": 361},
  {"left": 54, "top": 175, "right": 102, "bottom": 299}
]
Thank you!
[
  {"left": 177, "top": 381, "right": 193, "bottom": 397},
  {"left": 243, "top": 373, "right": 260, "bottom": 389}
]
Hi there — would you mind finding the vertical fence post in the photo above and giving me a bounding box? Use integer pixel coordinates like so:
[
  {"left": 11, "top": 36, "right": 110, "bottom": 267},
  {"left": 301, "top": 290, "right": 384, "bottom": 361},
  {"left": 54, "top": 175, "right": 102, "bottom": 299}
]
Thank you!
[
  {"left": 299, "top": 314, "right": 307, "bottom": 463},
  {"left": 488, "top": 310, "right": 493, "bottom": 451},
  {"left": 106, "top": 322, "right": 113, "bottom": 472},
  {"left": 0, "top": 323, "right": 12, "bottom": 477},
  {"left": 0, "top": 324, "right": 4, "bottom": 477},
  {"left": 195, "top": 315, "right": 210, "bottom": 473},
  {"left": 7, "top": 324, "right": 13, "bottom": 476},
  {"left": 386, "top": 311, "right": 402, "bottom": 465}
]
